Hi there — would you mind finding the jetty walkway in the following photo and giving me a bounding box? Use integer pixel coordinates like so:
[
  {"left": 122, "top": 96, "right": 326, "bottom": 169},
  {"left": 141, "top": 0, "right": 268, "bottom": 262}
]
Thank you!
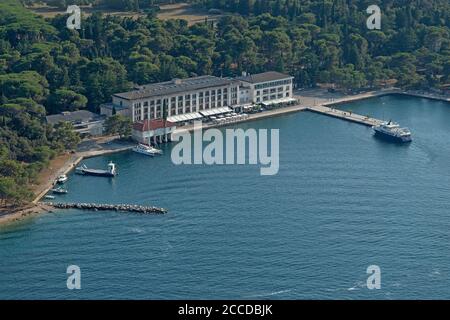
[
  {"left": 43, "top": 202, "right": 168, "bottom": 214},
  {"left": 307, "top": 105, "right": 384, "bottom": 127}
]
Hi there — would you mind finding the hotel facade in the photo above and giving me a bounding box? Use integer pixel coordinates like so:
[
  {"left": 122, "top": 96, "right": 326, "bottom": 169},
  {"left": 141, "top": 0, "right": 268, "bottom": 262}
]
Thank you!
[
  {"left": 103, "top": 76, "right": 240, "bottom": 123},
  {"left": 101, "top": 71, "right": 295, "bottom": 143}
]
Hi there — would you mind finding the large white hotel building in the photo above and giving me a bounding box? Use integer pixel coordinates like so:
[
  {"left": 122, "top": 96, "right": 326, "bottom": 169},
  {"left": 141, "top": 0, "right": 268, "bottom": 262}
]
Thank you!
[
  {"left": 101, "top": 71, "right": 295, "bottom": 143},
  {"left": 102, "top": 76, "right": 240, "bottom": 122}
]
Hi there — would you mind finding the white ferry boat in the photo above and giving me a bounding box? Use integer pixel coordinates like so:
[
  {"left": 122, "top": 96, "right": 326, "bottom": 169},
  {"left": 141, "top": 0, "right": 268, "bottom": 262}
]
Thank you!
[
  {"left": 373, "top": 121, "right": 412, "bottom": 143},
  {"left": 76, "top": 161, "right": 117, "bottom": 177},
  {"left": 132, "top": 144, "right": 163, "bottom": 157}
]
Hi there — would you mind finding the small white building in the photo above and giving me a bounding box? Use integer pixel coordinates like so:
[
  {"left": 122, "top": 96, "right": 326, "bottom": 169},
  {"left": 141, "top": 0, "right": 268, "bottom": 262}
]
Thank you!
[{"left": 237, "top": 71, "right": 296, "bottom": 107}]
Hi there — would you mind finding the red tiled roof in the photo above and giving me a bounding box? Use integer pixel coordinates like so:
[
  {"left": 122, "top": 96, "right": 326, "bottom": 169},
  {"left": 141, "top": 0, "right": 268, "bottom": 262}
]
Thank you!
[{"left": 133, "top": 119, "right": 176, "bottom": 132}]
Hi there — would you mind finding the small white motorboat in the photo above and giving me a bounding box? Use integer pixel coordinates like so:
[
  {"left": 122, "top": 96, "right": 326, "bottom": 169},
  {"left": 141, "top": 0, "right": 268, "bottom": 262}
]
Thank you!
[
  {"left": 132, "top": 144, "right": 163, "bottom": 157},
  {"left": 56, "top": 174, "right": 68, "bottom": 184},
  {"left": 51, "top": 187, "right": 68, "bottom": 194}
]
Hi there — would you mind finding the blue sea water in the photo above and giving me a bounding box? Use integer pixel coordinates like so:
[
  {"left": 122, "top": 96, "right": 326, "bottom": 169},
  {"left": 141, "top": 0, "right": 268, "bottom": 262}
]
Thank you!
[{"left": 0, "top": 95, "right": 449, "bottom": 299}]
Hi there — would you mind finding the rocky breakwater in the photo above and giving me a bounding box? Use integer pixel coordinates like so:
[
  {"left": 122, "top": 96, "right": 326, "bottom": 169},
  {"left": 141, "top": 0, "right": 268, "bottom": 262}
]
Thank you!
[{"left": 43, "top": 202, "right": 168, "bottom": 214}]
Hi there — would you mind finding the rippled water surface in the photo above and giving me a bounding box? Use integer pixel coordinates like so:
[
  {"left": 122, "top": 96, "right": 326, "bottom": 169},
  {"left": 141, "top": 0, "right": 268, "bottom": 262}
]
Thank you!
[{"left": 1, "top": 95, "right": 449, "bottom": 299}]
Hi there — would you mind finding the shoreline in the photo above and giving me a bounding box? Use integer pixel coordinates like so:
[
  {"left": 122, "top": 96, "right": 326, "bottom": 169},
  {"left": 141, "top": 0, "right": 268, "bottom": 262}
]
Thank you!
[
  {"left": 0, "top": 203, "right": 54, "bottom": 226},
  {"left": 323, "top": 90, "right": 450, "bottom": 107},
  {"left": 322, "top": 88, "right": 400, "bottom": 106},
  {"left": 0, "top": 137, "right": 134, "bottom": 226},
  {"left": 31, "top": 144, "right": 134, "bottom": 205},
  {"left": 1, "top": 88, "right": 448, "bottom": 226}
]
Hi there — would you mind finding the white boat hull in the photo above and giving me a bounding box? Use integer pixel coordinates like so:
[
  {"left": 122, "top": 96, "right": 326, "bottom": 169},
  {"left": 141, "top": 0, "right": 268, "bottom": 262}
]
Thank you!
[
  {"left": 133, "top": 148, "right": 156, "bottom": 157},
  {"left": 132, "top": 145, "right": 163, "bottom": 157}
]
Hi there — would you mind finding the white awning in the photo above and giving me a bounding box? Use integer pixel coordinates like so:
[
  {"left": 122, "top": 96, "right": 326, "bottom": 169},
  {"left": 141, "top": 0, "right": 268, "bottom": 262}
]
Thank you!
[
  {"left": 200, "top": 107, "right": 232, "bottom": 117},
  {"left": 262, "top": 97, "right": 297, "bottom": 106},
  {"left": 167, "top": 112, "right": 203, "bottom": 123}
]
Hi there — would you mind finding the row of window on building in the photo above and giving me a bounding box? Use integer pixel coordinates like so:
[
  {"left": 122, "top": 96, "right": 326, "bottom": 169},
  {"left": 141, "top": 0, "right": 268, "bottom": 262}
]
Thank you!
[
  {"left": 133, "top": 87, "right": 238, "bottom": 121},
  {"left": 255, "top": 85, "right": 291, "bottom": 103},
  {"left": 254, "top": 79, "right": 292, "bottom": 90}
]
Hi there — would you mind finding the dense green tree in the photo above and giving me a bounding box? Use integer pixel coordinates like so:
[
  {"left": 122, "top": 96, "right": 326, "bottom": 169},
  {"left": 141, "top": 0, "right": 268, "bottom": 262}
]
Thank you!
[
  {"left": 0, "top": 71, "right": 49, "bottom": 102},
  {"left": 80, "top": 58, "right": 131, "bottom": 111},
  {"left": 46, "top": 89, "right": 88, "bottom": 114},
  {"left": 104, "top": 114, "right": 132, "bottom": 138},
  {"left": 49, "top": 121, "right": 81, "bottom": 150}
]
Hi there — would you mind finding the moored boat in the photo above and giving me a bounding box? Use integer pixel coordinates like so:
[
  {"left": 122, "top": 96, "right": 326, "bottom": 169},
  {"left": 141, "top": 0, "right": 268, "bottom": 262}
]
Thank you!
[
  {"left": 132, "top": 144, "right": 163, "bottom": 156},
  {"left": 76, "top": 161, "right": 117, "bottom": 177},
  {"left": 56, "top": 174, "right": 68, "bottom": 184},
  {"left": 373, "top": 121, "right": 412, "bottom": 143},
  {"left": 51, "top": 187, "right": 68, "bottom": 194}
]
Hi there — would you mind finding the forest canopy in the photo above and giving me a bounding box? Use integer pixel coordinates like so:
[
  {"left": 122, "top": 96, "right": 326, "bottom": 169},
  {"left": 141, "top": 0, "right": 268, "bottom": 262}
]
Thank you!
[{"left": 1, "top": 0, "right": 449, "bottom": 204}]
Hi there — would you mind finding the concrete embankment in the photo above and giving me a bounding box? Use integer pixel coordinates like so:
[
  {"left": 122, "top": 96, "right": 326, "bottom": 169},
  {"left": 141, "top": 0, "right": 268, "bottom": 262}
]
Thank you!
[
  {"left": 322, "top": 89, "right": 450, "bottom": 107},
  {"left": 174, "top": 103, "right": 308, "bottom": 135},
  {"left": 398, "top": 91, "right": 450, "bottom": 103},
  {"left": 321, "top": 89, "right": 401, "bottom": 107}
]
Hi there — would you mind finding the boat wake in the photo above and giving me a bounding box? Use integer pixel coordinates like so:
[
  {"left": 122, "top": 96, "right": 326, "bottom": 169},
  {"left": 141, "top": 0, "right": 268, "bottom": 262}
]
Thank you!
[
  {"left": 347, "top": 281, "right": 366, "bottom": 291},
  {"left": 429, "top": 268, "right": 441, "bottom": 276},
  {"left": 245, "top": 289, "right": 292, "bottom": 298},
  {"left": 129, "top": 227, "right": 145, "bottom": 234}
]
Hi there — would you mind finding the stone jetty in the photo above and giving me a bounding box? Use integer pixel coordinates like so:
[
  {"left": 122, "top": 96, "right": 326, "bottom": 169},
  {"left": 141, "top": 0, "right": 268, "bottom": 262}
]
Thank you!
[{"left": 43, "top": 202, "right": 167, "bottom": 214}]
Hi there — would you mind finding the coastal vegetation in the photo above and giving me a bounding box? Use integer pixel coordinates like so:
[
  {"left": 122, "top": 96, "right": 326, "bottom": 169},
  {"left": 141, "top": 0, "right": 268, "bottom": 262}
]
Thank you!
[
  {"left": 104, "top": 114, "right": 133, "bottom": 139},
  {"left": 0, "top": 0, "right": 449, "bottom": 205}
]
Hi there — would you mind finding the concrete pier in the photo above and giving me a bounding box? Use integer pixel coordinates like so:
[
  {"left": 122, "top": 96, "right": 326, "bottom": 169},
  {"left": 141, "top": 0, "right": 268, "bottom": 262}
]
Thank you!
[{"left": 307, "top": 105, "right": 384, "bottom": 127}]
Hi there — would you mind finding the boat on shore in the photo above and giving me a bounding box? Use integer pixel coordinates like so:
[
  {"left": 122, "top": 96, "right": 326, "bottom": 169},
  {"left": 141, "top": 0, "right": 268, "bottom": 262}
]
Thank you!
[
  {"left": 76, "top": 161, "right": 117, "bottom": 177},
  {"left": 132, "top": 144, "right": 163, "bottom": 157},
  {"left": 373, "top": 121, "right": 412, "bottom": 143}
]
